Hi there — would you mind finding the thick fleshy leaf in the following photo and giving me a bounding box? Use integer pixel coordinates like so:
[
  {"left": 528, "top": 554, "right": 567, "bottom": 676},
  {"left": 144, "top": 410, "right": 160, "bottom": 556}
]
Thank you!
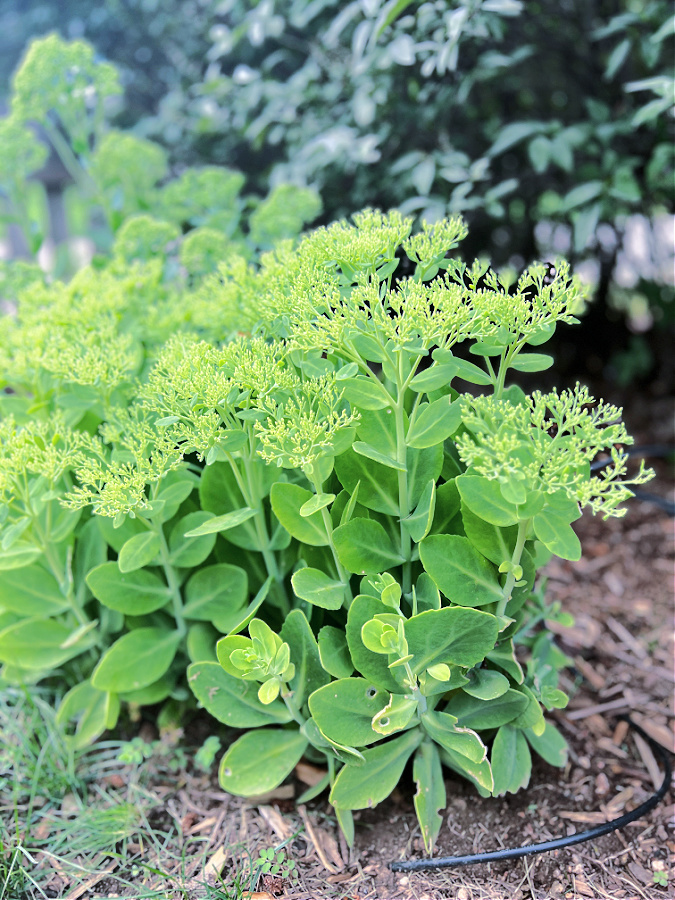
[
  {"left": 96, "top": 515, "right": 146, "bottom": 554},
  {"left": 456, "top": 474, "right": 519, "bottom": 526},
  {"left": 86, "top": 563, "right": 171, "bottom": 615},
  {"left": 184, "top": 507, "right": 257, "bottom": 536},
  {"left": 524, "top": 720, "right": 568, "bottom": 767},
  {"left": 213, "top": 575, "right": 272, "bottom": 635},
  {"left": 219, "top": 729, "right": 308, "bottom": 796},
  {"left": 346, "top": 595, "right": 404, "bottom": 692},
  {"left": 342, "top": 375, "right": 392, "bottom": 410},
  {"left": 309, "top": 677, "right": 390, "bottom": 747},
  {"left": 318, "top": 626, "right": 354, "bottom": 679},
  {"left": 371, "top": 694, "right": 417, "bottom": 736},
  {"left": 329, "top": 729, "right": 423, "bottom": 810},
  {"left": 280, "top": 609, "right": 330, "bottom": 708},
  {"left": 430, "top": 478, "right": 463, "bottom": 534},
  {"left": 407, "top": 445, "right": 444, "bottom": 509},
  {"left": 463, "top": 668, "right": 510, "bottom": 700},
  {"left": 487, "top": 640, "right": 524, "bottom": 683},
  {"left": 407, "top": 397, "right": 462, "bottom": 448},
  {"left": 91, "top": 628, "right": 181, "bottom": 692},
  {"left": 0, "top": 542, "right": 42, "bottom": 570},
  {"left": 439, "top": 745, "right": 494, "bottom": 793},
  {"left": 409, "top": 363, "right": 459, "bottom": 392},
  {"left": 510, "top": 352, "right": 554, "bottom": 372},
  {"left": 405, "top": 607, "right": 499, "bottom": 673},
  {"left": 183, "top": 563, "right": 248, "bottom": 621},
  {"left": 334, "top": 449, "right": 399, "bottom": 515},
  {"left": 461, "top": 505, "right": 518, "bottom": 567},
  {"left": 422, "top": 710, "right": 487, "bottom": 763},
  {"left": 291, "top": 567, "right": 345, "bottom": 610},
  {"left": 119, "top": 676, "right": 174, "bottom": 706},
  {"left": 188, "top": 660, "right": 291, "bottom": 726},
  {"left": 0, "top": 617, "right": 95, "bottom": 669},
  {"left": 0, "top": 565, "right": 68, "bottom": 616},
  {"left": 491, "top": 725, "right": 532, "bottom": 796},
  {"left": 419, "top": 535, "right": 502, "bottom": 607},
  {"left": 186, "top": 622, "right": 219, "bottom": 662},
  {"left": 270, "top": 482, "right": 330, "bottom": 546},
  {"left": 446, "top": 688, "right": 529, "bottom": 730},
  {"left": 353, "top": 441, "right": 406, "bottom": 471},
  {"left": 413, "top": 741, "right": 445, "bottom": 854},
  {"left": 57, "top": 681, "right": 120, "bottom": 750},
  {"left": 117, "top": 532, "right": 161, "bottom": 573},
  {"left": 199, "top": 461, "right": 272, "bottom": 549},
  {"left": 333, "top": 518, "right": 404, "bottom": 574},
  {"left": 403, "top": 480, "right": 436, "bottom": 543},
  {"left": 533, "top": 508, "right": 581, "bottom": 560},
  {"left": 169, "top": 512, "right": 217, "bottom": 567}
]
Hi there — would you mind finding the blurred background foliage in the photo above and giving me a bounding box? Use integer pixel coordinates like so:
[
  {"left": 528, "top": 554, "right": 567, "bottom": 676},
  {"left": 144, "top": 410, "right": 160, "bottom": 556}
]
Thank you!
[{"left": 0, "top": 0, "right": 673, "bottom": 382}]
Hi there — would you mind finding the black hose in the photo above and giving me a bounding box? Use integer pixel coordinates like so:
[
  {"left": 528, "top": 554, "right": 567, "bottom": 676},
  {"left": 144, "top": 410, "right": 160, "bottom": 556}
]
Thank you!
[{"left": 390, "top": 716, "right": 672, "bottom": 872}]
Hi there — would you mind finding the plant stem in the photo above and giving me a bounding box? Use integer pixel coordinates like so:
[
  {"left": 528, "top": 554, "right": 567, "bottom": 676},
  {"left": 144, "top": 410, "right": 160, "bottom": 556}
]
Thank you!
[
  {"left": 308, "top": 471, "right": 353, "bottom": 605},
  {"left": 394, "top": 358, "right": 411, "bottom": 594},
  {"left": 229, "top": 450, "right": 290, "bottom": 613},
  {"left": 496, "top": 517, "right": 531, "bottom": 618},
  {"left": 30, "top": 496, "right": 90, "bottom": 629},
  {"left": 153, "top": 520, "right": 187, "bottom": 637}
]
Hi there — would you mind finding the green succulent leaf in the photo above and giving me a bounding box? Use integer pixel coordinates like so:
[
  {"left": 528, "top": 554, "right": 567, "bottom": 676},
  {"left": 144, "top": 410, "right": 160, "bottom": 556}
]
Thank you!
[
  {"left": 188, "top": 661, "right": 292, "bottom": 726},
  {"left": 419, "top": 535, "right": 503, "bottom": 607},
  {"left": 270, "top": 482, "right": 331, "bottom": 546},
  {"left": 291, "top": 566, "right": 345, "bottom": 610},
  {"left": 329, "top": 729, "right": 423, "bottom": 810},
  {"left": 86, "top": 563, "right": 171, "bottom": 614},
  {"left": 117, "top": 532, "right": 161, "bottom": 572},
  {"left": 404, "top": 606, "right": 500, "bottom": 673},
  {"left": 456, "top": 475, "right": 520, "bottom": 526},
  {"left": 333, "top": 518, "right": 405, "bottom": 574},
  {"left": 0, "top": 565, "right": 69, "bottom": 616},
  {"left": 309, "top": 677, "right": 390, "bottom": 747},
  {"left": 91, "top": 628, "right": 181, "bottom": 692},
  {"left": 413, "top": 741, "right": 446, "bottom": 854},
  {"left": 318, "top": 626, "right": 354, "bottom": 679},
  {"left": 491, "top": 725, "right": 532, "bottom": 796},
  {"left": 183, "top": 563, "right": 248, "bottom": 621},
  {"left": 219, "top": 729, "right": 308, "bottom": 796},
  {"left": 280, "top": 609, "right": 330, "bottom": 709}
]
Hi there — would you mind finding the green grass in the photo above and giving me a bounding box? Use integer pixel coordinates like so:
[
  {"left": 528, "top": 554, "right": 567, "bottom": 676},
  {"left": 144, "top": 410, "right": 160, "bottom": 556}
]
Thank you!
[{"left": 0, "top": 686, "right": 254, "bottom": 899}]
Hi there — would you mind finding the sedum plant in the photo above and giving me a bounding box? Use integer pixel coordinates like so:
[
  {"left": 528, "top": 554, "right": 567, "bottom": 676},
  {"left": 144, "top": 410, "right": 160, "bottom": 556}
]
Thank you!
[
  {"left": 0, "top": 203, "right": 651, "bottom": 851},
  {"left": 0, "top": 33, "right": 321, "bottom": 272}
]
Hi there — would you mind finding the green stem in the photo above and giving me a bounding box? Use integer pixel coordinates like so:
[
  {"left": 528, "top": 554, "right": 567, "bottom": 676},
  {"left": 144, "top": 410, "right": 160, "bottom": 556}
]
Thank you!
[
  {"left": 402, "top": 660, "right": 427, "bottom": 714},
  {"left": 239, "top": 452, "right": 290, "bottom": 614},
  {"left": 153, "top": 520, "right": 187, "bottom": 637},
  {"left": 280, "top": 681, "right": 306, "bottom": 726},
  {"left": 42, "top": 121, "right": 95, "bottom": 194},
  {"left": 29, "top": 496, "right": 90, "bottom": 628},
  {"left": 494, "top": 349, "right": 509, "bottom": 399},
  {"left": 309, "top": 471, "right": 353, "bottom": 605},
  {"left": 496, "top": 517, "right": 531, "bottom": 618},
  {"left": 394, "top": 358, "right": 412, "bottom": 594}
]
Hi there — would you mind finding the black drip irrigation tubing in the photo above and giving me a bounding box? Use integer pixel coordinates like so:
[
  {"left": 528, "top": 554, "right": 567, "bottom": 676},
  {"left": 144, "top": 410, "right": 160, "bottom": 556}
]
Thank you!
[{"left": 390, "top": 716, "right": 673, "bottom": 872}]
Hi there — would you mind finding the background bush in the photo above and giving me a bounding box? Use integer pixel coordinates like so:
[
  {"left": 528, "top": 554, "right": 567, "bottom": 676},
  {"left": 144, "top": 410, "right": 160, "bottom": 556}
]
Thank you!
[{"left": 2, "top": 0, "right": 673, "bottom": 374}]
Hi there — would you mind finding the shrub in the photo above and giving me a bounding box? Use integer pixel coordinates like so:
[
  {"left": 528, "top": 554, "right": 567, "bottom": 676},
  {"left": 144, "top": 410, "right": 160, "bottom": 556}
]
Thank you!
[{"left": 0, "top": 200, "right": 652, "bottom": 850}]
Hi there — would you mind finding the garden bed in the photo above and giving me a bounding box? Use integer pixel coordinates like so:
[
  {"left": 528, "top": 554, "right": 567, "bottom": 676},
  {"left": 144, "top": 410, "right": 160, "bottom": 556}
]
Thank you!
[{"left": 6, "top": 435, "right": 672, "bottom": 900}]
